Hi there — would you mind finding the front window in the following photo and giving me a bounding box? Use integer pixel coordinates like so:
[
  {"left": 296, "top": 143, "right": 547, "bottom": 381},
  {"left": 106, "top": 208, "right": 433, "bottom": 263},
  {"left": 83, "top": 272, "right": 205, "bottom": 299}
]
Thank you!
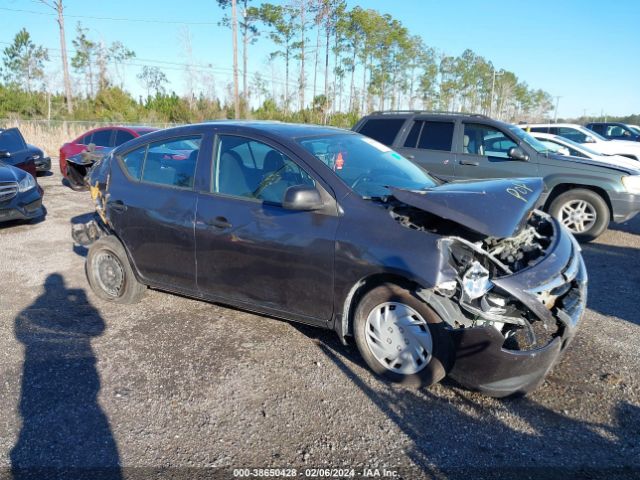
[
  {"left": 214, "top": 135, "right": 315, "bottom": 204},
  {"left": 463, "top": 124, "right": 518, "bottom": 157},
  {"left": 298, "top": 133, "right": 437, "bottom": 198}
]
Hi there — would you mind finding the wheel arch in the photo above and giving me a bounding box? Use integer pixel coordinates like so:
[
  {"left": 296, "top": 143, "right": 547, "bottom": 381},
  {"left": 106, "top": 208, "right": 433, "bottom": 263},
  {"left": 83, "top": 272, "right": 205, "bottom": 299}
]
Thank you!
[
  {"left": 543, "top": 182, "right": 613, "bottom": 218},
  {"left": 336, "top": 273, "right": 424, "bottom": 344}
]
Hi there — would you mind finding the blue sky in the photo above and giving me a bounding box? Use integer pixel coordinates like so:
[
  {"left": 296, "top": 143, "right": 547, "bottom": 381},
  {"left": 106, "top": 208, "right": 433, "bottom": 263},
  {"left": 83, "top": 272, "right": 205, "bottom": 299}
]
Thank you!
[{"left": 0, "top": 0, "right": 638, "bottom": 118}]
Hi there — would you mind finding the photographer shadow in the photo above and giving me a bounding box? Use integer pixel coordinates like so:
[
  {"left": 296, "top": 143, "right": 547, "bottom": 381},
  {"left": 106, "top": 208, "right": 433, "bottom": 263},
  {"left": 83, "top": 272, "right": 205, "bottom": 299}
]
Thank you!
[{"left": 10, "top": 273, "right": 121, "bottom": 480}]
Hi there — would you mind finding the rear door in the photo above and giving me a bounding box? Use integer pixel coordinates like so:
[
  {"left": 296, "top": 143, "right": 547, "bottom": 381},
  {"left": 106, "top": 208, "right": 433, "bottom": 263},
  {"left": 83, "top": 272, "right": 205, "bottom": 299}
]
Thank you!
[
  {"left": 455, "top": 122, "right": 538, "bottom": 180},
  {"left": 394, "top": 119, "right": 456, "bottom": 180},
  {"left": 107, "top": 130, "right": 209, "bottom": 291},
  {"left": 0, "top": 128, "right": 36, "bottom": 176}
]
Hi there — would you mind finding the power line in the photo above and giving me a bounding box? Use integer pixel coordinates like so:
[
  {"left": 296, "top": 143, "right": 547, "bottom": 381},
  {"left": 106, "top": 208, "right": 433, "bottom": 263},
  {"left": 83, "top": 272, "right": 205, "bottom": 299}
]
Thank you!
[{"left": 0, "top": 6, "right": 218, "bottom": 25}]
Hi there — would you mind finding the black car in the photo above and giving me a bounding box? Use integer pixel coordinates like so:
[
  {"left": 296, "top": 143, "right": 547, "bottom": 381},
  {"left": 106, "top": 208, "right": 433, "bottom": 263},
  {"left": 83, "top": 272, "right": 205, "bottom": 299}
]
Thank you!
[
  {"left": 354, "top": 111, "right": 640, "bottom": 241},
  {"left": 0, "top": 127, "right": 51, "bottom": 176},
  {"left": 0, "top": 160, "right": 45, "bottom": 223},
  {"left": 585, "top": 122, "right": 640, "bottom": 142},
  {"left": 72, "top": 122, "right": 587, "bottom": 397}
]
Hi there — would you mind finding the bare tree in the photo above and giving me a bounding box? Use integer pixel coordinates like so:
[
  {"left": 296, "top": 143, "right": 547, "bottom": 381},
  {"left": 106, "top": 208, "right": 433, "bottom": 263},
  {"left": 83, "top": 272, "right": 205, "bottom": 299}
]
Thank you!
[
  {"left": 231, "top": 0, "right": 240, "bottom": 118},
  {"left": 38, "top": 0, "right": 73, "bottom": 113}
]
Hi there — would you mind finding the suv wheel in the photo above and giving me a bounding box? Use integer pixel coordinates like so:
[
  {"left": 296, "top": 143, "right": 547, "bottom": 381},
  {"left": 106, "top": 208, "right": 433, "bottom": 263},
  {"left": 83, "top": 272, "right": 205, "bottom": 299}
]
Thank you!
[
  {"left": 353, "top": 283, "right": 453, "bottom": 387},
  {"left": 549, "top": 189, "right": 609, "bottom": 241},
  {"left": 86, "top": 235, "right": 146, "bottom": 304}
]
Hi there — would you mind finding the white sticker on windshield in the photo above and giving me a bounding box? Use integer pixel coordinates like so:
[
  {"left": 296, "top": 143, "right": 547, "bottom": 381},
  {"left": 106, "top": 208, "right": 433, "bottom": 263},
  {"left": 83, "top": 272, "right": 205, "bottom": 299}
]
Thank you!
[{"left": 361, "top": 137, "right": 391, "bottom": 152}]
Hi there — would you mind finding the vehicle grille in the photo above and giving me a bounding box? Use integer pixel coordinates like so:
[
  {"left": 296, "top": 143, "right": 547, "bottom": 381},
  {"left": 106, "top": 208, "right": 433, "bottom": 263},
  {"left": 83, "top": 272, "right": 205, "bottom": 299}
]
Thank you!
[{"left": 0, "top": 182, "right": 18, "bottom": 203}]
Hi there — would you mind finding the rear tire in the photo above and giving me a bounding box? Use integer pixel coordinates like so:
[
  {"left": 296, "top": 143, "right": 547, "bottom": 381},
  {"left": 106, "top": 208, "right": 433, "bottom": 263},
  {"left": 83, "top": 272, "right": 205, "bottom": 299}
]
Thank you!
[
  {"left": 353, "top": 283, "right": 454, "bottom": 387},
  {"left": 549, "top": 188, "right": 609, "bottom": 242},
  {"left": 86, "top": 235, "right": 146, "bottom": 304}
]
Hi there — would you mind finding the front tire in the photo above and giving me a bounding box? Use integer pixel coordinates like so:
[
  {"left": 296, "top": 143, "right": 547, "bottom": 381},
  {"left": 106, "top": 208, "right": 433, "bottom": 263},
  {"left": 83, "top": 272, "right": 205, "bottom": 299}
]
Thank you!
[
  {"left": 549, "top": 189, "right": 609, "bottom": 242},
  {"left": 86, "top": 235, "right": 146, "bottom": 304},
  {"left": 353, "top": 283, "right": 454, "bottom": 387}
]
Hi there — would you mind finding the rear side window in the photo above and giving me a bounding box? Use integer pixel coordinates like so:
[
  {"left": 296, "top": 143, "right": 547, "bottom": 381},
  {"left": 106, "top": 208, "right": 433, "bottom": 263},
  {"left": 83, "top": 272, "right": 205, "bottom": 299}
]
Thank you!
[
  {"left": 115, "top": 130, "right": 136, "bottom": 146},
  {"left": 120, "top": 145, "right": 147, "bottom": 180},
  {"left": 358, "top": 118, "right": 405, "bottom": 146},
  {"left": 403, "top": 121, "right": 454, "bottom": 152},
  {"left": 141, "top": 136, "right": 201, "bottom": 189},
  {"left": 92, "top": 130, "right": 112, "bottom": 147},
  {"left": 418, "top": 122, "right": 454, "bottom": 151}
]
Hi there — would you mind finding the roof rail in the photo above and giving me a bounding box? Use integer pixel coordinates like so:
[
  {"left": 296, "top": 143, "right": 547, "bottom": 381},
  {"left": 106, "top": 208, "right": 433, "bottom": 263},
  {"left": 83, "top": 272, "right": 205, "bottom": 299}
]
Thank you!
[{"left": 369, "top": 110, "right": 490, "bottom": 119}]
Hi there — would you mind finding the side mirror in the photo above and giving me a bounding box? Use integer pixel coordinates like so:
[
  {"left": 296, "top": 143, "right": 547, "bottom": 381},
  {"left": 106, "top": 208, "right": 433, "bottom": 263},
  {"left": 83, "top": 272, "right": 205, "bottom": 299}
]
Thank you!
[
  {"left": 508, "top": 146, "right": 529, "bottom": 162},
  {"left": 0, "top": 149, "right": 11, "bottom": 159},
  {"left": 282, "top": 185, "right": 323, "bottom": 211},
  {"left": 584, "top": 136, "right": 596, "bottom": 143}
]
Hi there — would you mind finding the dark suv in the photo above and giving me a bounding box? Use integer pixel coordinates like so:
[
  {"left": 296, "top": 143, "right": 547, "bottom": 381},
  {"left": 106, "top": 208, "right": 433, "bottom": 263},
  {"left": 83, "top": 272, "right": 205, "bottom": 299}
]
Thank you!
[
  {"left": 585, "top": 122, "right": 640, "bottom": 142},
  {"left": 73, "top": 121, "right": 587, "bottom": 397},
  {"left": 354, "top": 111, "right": 640, "bottom": 241}
]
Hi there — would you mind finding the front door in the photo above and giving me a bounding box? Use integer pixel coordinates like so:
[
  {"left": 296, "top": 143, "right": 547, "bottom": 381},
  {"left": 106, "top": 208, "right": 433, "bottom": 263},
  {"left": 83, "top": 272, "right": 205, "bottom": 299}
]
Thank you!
[
  {"left": 107, "top": 133, "right": 206, "bottom": 291},
  {"left": 195, "top": 134, "right": 338, "bottom": 322},
  {"left": 455, "top": 123, "right": 538, "bottom": 181}
]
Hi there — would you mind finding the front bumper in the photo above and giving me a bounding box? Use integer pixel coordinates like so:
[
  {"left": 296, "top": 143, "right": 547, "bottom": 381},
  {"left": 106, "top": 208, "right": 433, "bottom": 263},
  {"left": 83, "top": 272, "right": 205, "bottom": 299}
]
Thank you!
[
  {"left": 609, "top": 191, "right": 640, "bottom": 223},
  {"left": 34, "top": 157, "right": 51, "bottom": 172},
  {"left": 0, "top": 198, "right": 44, "bottom": 222},
  {"left": 448, "top": 223, "right": 588, "bottom": 397}
]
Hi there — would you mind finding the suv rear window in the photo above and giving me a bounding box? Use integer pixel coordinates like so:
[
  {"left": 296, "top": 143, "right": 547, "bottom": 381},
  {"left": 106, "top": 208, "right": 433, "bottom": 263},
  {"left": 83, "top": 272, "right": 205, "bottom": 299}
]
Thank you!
[
  {"left": 404, "top": 121, "right": 454, "bottom": 152},
  {"left": 358, "top": 118, "right": 405, "bottom": 146}
]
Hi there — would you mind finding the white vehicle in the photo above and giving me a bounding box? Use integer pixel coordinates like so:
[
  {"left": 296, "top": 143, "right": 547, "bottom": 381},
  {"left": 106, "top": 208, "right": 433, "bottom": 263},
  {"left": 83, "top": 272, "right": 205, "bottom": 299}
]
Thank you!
[
  {"left": 520, "top": 123, "right": 640, "bottom": 160},
  {"left": 529, "top": 132, "right": 640, "bottom": 169}
]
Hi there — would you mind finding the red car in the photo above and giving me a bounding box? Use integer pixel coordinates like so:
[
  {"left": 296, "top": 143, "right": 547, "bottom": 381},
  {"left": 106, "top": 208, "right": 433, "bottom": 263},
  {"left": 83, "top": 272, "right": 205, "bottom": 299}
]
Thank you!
[{"left": 59, "top": 126, "right": 156, "bottom": 178}]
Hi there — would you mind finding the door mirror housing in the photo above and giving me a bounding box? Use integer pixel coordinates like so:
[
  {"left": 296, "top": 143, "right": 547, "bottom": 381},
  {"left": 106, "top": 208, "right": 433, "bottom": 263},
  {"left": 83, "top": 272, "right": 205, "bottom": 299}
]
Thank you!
[
  {"left": 282, "top": 185, "right": 323, "bottom": 211},
  {"left": 508, "top": 147, "right": 529, "bottom": 162},
  {"left": 584, "top": 136, "right": 596, "bottom": 143},
  {"left": 0, "top": 149, "right": 11, "bottom": 158}
]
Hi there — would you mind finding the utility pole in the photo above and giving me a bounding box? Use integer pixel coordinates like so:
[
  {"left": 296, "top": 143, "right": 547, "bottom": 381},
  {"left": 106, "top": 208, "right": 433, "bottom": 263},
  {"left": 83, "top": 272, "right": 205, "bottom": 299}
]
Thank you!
[
  {"left": 231, "top": 0, "right": 240, "bottom": 119},
  {"left": 553, "top": 96, "right": 561, "bottom": 123},
  {"left": 40, "top": 0, "right": 73, "bottom": 114}
]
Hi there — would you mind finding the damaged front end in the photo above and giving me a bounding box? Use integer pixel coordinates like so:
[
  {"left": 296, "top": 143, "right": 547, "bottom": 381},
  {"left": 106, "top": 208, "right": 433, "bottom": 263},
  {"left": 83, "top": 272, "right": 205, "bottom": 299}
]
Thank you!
[{"left": 389, "top": 180, "right": 587, "bottom": 396}]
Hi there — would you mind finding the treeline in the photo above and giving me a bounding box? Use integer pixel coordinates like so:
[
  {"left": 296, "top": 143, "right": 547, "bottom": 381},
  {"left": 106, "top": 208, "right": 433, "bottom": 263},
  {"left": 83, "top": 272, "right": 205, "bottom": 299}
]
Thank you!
[{"left": 1, "top": 1, "right": 556, "bottom": 126}]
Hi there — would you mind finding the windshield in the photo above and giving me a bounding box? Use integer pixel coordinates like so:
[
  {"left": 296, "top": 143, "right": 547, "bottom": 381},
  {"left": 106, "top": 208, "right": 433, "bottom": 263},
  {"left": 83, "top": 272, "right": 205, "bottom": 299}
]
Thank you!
[
  {"left": 298, "top": 133, "right": 437, "bottom": 198},
  {"left": 507, "top": 126, "right": 552, "bottom": 153}
]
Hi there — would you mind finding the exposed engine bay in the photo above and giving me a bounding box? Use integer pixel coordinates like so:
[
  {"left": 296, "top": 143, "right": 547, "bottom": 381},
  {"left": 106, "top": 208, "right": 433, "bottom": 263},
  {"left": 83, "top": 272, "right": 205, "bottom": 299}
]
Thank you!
[{"left": 389, "top": 202, "right": 568, "bottom": 352}]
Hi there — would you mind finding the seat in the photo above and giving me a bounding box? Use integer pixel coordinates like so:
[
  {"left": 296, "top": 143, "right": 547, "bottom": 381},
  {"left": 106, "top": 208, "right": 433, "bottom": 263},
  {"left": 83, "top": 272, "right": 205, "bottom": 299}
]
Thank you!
[
  {"left": 263, "top": 150, "right": 286, "bottom": 176},
  {"left": 218, "top": 150, "right": 251, "bottom": 196},
  {"left": 463, "top": 135, "right": 470, "bottom": 154}
]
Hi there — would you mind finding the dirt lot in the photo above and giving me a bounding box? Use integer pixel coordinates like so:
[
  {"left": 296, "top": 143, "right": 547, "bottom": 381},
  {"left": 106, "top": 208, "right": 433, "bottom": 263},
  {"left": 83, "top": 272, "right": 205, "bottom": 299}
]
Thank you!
[{"left": 1, "top": 161, "right": 639, "bottom": 480}]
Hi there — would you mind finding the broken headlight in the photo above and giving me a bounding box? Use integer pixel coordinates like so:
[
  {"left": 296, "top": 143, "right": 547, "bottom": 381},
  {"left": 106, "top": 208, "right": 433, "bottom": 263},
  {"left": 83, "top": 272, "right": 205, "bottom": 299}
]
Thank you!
[{"left": 462, "top": 261, "right": 493, "bottom": 300}]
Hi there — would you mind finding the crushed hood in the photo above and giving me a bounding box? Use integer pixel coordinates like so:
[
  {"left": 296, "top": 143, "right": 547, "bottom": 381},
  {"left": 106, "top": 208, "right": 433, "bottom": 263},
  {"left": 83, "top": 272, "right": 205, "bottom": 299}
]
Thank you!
[{"left": 390, "top": 177, "right": 544, "bottom": 238}]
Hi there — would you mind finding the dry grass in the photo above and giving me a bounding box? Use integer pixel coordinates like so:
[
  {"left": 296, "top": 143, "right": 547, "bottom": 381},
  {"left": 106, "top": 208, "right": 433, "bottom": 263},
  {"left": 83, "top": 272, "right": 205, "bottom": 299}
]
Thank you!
[{"left": 8, "top": 120, "right": 100, "bottom": 157}]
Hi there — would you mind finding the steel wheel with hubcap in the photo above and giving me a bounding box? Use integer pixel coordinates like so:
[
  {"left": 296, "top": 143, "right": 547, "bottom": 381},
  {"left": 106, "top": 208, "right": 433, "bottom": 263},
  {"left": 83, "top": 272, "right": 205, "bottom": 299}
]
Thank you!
[
  {"left": 354, "top": 283, "right": 454, "bottom": 387},
  {"left": 549, "top": 188, "right": 609, "bottom": 242},
  {"left": 365, "top": 302, "right": 433, "bottom": 375}
]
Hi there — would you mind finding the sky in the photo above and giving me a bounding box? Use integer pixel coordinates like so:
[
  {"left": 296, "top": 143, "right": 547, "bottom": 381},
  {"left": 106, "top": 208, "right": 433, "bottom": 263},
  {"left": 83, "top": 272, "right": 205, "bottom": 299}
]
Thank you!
[{"left": 0, "top": 0, "right": 639, "bottom": 118}]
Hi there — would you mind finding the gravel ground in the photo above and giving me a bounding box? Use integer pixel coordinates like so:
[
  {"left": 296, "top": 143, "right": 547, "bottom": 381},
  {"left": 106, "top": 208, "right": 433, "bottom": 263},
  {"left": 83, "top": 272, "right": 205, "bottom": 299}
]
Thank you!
[{"left": 0, "top": 162, "right": 639, "bottom": 480}]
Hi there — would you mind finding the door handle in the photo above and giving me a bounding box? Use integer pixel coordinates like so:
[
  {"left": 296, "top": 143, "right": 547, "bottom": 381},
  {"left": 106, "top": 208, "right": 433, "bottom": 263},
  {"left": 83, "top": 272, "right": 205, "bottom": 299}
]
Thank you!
[
  {"left": 406, "top": 154, "right": 415, "bottom": 159},
  {"left": 206, "top": 216, "right": 232, "bottom": 229},
  {"left": 108, "top": 200, "right": 127, "bottom": 213},
  {"left": 460, "top": 159, "right": 480, "bottom": 166}
]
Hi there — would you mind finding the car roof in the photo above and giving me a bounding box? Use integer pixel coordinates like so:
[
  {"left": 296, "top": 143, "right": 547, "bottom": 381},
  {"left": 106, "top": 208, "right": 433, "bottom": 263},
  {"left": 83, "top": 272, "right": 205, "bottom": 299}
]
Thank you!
[{"left": 186, "top": 121, "right": 348, "bottom": 139}]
